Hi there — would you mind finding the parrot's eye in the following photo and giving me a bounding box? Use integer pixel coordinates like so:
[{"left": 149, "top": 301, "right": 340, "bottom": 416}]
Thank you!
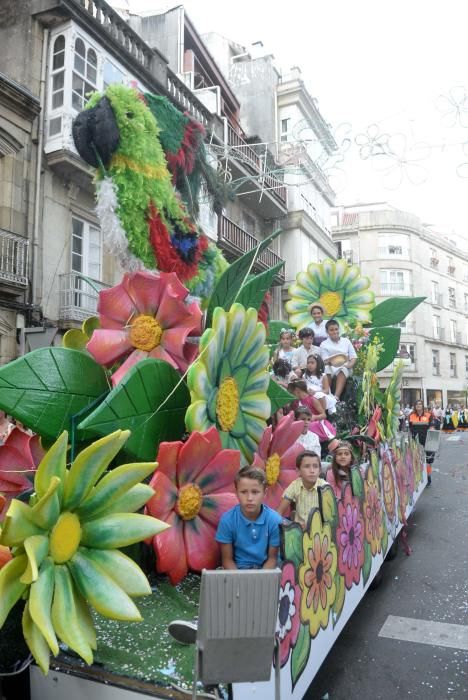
[{"left": 126, "top": 111, "right": 134, "bottom": 119}]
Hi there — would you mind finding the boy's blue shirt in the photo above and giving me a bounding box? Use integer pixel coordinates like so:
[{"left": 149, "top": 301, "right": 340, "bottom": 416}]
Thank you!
[{"left": 215, "top": 504, "right": 282, "bottom": 569}]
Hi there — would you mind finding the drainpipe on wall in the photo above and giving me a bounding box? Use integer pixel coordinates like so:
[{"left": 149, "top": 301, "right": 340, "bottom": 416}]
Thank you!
[{"left": 31, "top": 27, "right": 49, "bottom": 306}]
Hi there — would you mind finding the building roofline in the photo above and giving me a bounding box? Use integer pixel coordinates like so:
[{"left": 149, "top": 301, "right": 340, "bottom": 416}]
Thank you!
[
  {"left": 183, "top": 11, "right": 240, "bottom": 113},
  {"left": 277, "top": 77, "right": 337, "bottom": 153},
  {"left": 0, "top": 71, "right": 41, "bottom": 121}
]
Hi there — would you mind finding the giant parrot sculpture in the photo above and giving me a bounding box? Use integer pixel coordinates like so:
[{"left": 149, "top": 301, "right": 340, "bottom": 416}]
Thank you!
[{"left": 72, "top": 84, "right": 229, "bottom": 300}]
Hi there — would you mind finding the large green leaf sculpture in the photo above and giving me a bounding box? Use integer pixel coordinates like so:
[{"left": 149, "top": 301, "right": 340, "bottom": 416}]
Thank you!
[
  {"left": 369, "top": 327, "right": 401, "bottom": 371},
  {"left": 205, "top": 228, "right": 282, "bottom": 327},
  {"left": 267, "top": 378, "right": 295, "bottom": 413},
  {"left": 77, "top": 359, "right": 190, "bottom": 461},
  {"left": 369, "top": 297, "right": 425, "bottom": 327},
  {"left": 0, "top": 348, "right": 109, "bottom": 440},
  {"left": 235, "top": 261, "right": 284, "bottom": 313}
]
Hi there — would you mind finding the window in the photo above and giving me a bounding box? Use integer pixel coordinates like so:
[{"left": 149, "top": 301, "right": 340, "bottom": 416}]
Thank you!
[
  {"left": 448, "top": 287, "right": 456, "bottom": 309},
  {"left": 447, "top": 255, "right": 456, "bottom": 276},
  {"left": 465, "top": 355, "right": 468, "bottom": 374},
  {"left": 380, "top": 269, "right": 411, "bottom": 296},
  {"left": 280, "top": 118, "right": 290, "bottom": 142},
  {"left": 432, "top": 349, "right": 440, "bottom": 375},
  {"left": 72, "top": 38, "right": 98, "bottom": 111},
  {"left": 335, "top": 239, "right": 352, "bottom": 264},
  {"left": 49, "top": 35, "right": 66, "bottom": 136},
  {"left": 430, "top": 248, "right": 439, "bottom": 268},
  {"left": 103, "top": 59, "right": 125, "bottom": 89},
  {"left": 378, "top": 233, "right": 409, "bottom": 258},
  {"left": 450, "top": 319, "right": 457, "bottom": 343},
  {"left": 464, "top": 293, "right": 468, "bottom": 312},
  {"left": 433, "top": 315, "right": 441, "bottom": 340},
  {"left": 393, "top": 316, "right": 414, "bottom": 333},
  {"left": 398, "top": 343, "right": 416, "bottom": 367},
  {"left": 431, "top": 280, "right": 440, "bottom": 305},
  {"left": 71, "top": 217, "right": 101, "bottom": 312},
  {"left": 450, "top": 352, "right": 457, "bottom": 377}
]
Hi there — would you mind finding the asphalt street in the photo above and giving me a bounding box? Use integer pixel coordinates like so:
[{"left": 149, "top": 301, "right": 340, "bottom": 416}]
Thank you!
[{"left": 305, "top": 432, "right": 468, "bottom": 700}]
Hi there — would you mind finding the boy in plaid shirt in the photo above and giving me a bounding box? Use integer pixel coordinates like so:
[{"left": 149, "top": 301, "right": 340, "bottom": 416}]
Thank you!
[{"left": 277, "top": 451, "right": 326, "bottom": 529}]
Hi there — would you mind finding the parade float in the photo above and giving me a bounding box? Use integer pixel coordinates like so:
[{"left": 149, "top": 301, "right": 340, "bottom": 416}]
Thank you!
[{"left": 0, "top": 85, "right": 428, "bottom": 700}]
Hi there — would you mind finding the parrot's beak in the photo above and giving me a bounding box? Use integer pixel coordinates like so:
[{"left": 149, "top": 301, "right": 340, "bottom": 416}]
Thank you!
[{"left": 72, "top": 96, "right": 120, "bottom": 169}]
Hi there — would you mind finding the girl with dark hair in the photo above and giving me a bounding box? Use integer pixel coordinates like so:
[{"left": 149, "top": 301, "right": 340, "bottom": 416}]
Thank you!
[
  {"left": 326, "top": 441, "right": 354, "bottom": 498},
  {"left": 303, "top": 354, "right": 337, "bottom": 414}
]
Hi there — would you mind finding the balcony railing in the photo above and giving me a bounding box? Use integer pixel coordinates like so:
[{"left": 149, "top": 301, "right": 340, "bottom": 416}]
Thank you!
[
  {"left": 433, "top": 327, "right": 445, "bottom": 341},
  {"left": 225, "top": 123, "right": 287, "bottom": 204},
  {"left": 430, "top": 257, "right": 439, "bottom": 268},
  {"left": 59, "top": 272, "right": 110, "bottom": 323},
  {"left": 380, "top": 283, "right": 413, "bottom": 297},
  {"left": 218, "top": 216, "right": 285, "bottom": 282},
  {"left": 76, "top": 0, "right": 154, "bottom": 70},
  {"left": 0, "top": 229, "right": 28, "bottom": 287},
  {"left": 448, "top": 265, "right": 456, "bottom": 276},
  {"left": 432, "top": 364, "right": 440, "bottom": 376},
  {"left": 167, "top": 70, "right": 212, "bottom": 127},
  {"left": 378, "top": 247, "right": 409, "bottom": 258}
]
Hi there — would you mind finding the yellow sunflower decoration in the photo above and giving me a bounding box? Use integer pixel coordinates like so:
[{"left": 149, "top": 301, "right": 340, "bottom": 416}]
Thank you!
[
  {"left": 0, "top": 430, "right": 168, "bottom": 673},
  {"left": 286, "top": 258, "right": 375, "bottom": 328}
]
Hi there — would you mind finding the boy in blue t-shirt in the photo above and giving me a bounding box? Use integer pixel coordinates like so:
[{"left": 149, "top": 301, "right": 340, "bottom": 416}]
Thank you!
[
  {"left": 168, "top": 466, "right": 282, "bottom": 646},
  {"left": 215, "top": 466, "right": 282, "bottom": 569}
]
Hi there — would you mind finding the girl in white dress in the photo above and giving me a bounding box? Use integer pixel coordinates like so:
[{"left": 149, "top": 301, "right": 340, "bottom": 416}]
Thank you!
[
  {"left": 272, "top": 329, "right": 295, "bottom": 365},
  {"left": 303, "top": 354, "right": 337, "bottom": 415}
]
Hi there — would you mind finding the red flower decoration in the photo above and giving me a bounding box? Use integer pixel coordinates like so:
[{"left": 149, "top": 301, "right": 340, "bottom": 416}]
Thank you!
[
  {"left": 276, "top": 562, "right": 301, "bottom": 667},
  {"left": 252, "top": 412, "right": 304, "bottom": 509},
  {"left": 87, "top": 270, "right": 202, "bottom": 386},
  {"left": 146, "top": 427, "right": 240, "bottom": 585},
  {"left": 337, "top": 484, "right": 365, "bottom": 588},
  {"left": 0, "top": 428, "right": 45, "bottom": 518}
]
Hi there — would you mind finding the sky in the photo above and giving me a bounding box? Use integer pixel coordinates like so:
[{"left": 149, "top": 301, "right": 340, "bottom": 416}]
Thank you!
[{"left": 128, "top": 0, "right": 468, "bottom": 238}]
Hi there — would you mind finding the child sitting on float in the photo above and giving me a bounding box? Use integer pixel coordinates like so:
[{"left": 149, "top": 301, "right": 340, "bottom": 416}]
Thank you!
[
  {"left": 168, "top": 465, "right": 283, "bottom": 646},
  {"left": 294, "top": 406, "right": 321, "bottom": 453},
  {"left": 287, "top": 380, "right": 336, "bottom": 450},
  {"left": 309, "top": 303, "right": 328, "bottom": 346},
  {"left": 326, "top": 440, "right": 355, "bottom": 498},
  {"left": 272, "top": 328, "right": 295, "bottom": 364},
  {"left": 302, "top": 353, "right": 337, "bottom": 415},
  {"left": 291, "top": 328, "right": 318, "bottom": 376},
  {"left": 319, "top": 319, "right": 357, "bottom": 401},
  {"left": 270, "top": 358, "right": 296, "bottom": 389},
  {"left": 277, "top": 451, "right": 326, "bottom": 529}
]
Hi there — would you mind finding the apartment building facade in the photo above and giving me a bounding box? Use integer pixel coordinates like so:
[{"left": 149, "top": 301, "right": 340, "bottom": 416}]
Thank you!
[
  {"left": 333, "top": 203, "right": 468, "bottom": 408},
  {"left": 0, "top": 0, "right": 288, "bottom": 365},
  {"left": 201, "top": 34, "right": 338, "bottom": 314},
  {"left": 128, "top": 6, "right": 287, "bottom": 317}
]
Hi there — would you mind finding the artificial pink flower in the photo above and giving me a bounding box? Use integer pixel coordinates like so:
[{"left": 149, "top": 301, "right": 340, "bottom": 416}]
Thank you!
[
  {"left": 337, "top": 483, "right": 365, "bottom": 588},
  {"left": 146, "top": 427, "right": 240, "bottom": 585},
  {"left": 0, "top": 428, "right": 45, "bottom": 518},
  {"left": 87, "top": 270, "right": 202, "bottom": 386},
  {"left": 276, "top": 562, "right": 301, "bottom": 667},
  {"left": 252, "top": 411, "right": 305, "bottom": 509}
]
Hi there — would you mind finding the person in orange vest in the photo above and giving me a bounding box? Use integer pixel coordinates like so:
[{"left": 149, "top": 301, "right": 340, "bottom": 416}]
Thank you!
[{"left": 408, "top": 399, "right": 436, "bottom": 485}]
